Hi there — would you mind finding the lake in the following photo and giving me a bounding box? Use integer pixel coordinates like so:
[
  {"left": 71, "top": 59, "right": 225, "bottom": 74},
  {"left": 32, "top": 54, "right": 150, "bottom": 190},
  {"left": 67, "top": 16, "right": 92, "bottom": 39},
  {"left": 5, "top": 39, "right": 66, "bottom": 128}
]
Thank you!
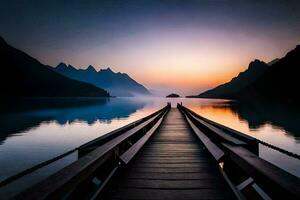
[{"left": 0, "top": 97, "right": 299, "bottom": 197}]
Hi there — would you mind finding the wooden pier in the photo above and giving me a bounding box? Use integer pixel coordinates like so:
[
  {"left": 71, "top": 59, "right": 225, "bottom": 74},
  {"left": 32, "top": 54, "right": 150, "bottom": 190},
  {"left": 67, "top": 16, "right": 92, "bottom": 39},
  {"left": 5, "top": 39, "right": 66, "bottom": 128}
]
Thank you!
[
  {"left": 4, "top": 104, "right": 299, "bottom": 200},
  {"left": 101, "top": 108, "right": 234, "bottom": 199}
]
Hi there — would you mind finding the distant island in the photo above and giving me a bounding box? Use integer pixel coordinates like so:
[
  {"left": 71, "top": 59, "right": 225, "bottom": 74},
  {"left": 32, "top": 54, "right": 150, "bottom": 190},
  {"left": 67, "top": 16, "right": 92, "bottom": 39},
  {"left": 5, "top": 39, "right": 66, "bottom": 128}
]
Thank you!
[
  {"left": 52, "top": 63, "right": 151, "bottom": 97},
  {"left": 166, "top": 93, "right": 180, "bottom": 98},
  {"left": 189, "top": 44, "right": 300, "bottom": 104},
  {"left": 0, "top": 36, "right": 110, "bottom": 97}
]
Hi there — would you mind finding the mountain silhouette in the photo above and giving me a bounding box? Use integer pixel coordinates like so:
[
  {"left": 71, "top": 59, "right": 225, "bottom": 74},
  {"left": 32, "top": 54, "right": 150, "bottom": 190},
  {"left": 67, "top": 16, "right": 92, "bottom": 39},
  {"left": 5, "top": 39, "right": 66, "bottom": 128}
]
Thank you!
[
  {"left": 238, "top": 45, "right": 300, "bottom": 103},
  {"left": 0, "top": 36, "right": 109, "bottom": 97},
  {"left": 52, "top": 63, "right": 151, "bottom": 97},
  {"left": 195, "top": 44, "right": 300, "bottom": 103},
  {"left": 267, "top": 58, "right": 279, "bottom": 66},
  {"left": 196, "top": 59, "right": 269, "bottom": 99}
]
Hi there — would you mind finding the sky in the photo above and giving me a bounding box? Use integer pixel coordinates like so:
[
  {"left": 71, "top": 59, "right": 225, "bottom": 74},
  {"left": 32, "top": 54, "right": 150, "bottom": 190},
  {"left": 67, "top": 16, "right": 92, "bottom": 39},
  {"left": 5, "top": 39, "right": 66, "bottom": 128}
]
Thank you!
[{"left": 1, "top": 0, "right": 300, "bottom": 95}]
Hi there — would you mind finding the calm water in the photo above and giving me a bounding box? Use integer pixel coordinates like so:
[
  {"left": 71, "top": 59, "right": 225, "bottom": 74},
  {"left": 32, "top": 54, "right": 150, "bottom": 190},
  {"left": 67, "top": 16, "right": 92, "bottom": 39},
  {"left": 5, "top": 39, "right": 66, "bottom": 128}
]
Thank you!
[{"left": 0, "top": 97, "right": 299, "bottom": 196}]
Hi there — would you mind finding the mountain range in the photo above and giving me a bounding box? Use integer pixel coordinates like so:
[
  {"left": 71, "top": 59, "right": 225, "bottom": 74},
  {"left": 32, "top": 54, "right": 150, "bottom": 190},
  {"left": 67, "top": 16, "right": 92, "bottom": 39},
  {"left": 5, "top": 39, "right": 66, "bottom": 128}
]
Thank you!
[
  {"left": 195, "top": 59, "right": 269, "bottom": 99},
  {"left": 193, "top": 45, "right": 300, "bottom": 103},
  {"left": 0, "top": 37, "right": 109, "bottom": 97},
  {"left": 52, "top": 63, "right": 151, "bottom": 97}
]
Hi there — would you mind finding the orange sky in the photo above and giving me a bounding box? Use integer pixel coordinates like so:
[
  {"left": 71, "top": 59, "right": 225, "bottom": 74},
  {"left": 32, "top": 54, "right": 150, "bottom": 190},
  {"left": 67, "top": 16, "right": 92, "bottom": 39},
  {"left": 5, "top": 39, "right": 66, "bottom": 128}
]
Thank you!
[
  {"left": 53, "top": 26, "right": 299, "bottom": 96},
  {"left": 2, "top": 1, "right": 300, "bottom": 96},
  {"left": 21, "top": 28, "right": 299, "bottom": 96}
]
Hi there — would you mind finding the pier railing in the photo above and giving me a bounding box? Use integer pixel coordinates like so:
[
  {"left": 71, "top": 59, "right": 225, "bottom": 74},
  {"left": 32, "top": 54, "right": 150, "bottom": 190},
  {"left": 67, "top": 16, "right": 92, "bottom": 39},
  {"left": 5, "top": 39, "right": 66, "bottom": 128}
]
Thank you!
[
  {"left": 178, "top": 104, "right": 300, "bottom": 199},
  {"left": 4, "top": 103, "right": 299, "bottom": 199},
  {"left": 14, "top": 104, "right": 170, "bottom": 200}
]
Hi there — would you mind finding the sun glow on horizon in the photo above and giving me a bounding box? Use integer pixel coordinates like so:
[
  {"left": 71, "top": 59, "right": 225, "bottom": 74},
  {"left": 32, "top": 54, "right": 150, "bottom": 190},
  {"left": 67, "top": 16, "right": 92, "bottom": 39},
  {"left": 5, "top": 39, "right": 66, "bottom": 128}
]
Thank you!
[
  {"left": 47, "top": 24, "right": 299, "bottom": 95},
  {"left": 2, "top": 0, "right": 299, "bottom": 95}
]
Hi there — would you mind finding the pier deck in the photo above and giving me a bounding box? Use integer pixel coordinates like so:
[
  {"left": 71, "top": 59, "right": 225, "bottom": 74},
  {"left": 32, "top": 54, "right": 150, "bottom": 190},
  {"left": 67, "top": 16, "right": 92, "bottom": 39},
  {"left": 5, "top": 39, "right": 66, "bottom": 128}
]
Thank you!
[
  {"left": 12, "top": 105, "right": 300, "bottom": 200},
  {"left": 102, "top": 108, "right": 234, "bottom": 199}
]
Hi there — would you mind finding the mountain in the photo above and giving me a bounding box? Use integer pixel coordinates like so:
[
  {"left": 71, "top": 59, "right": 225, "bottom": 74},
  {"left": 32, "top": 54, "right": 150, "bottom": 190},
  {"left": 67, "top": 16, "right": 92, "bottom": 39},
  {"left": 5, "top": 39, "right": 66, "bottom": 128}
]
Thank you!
[
  {"left": 0, "top": 37, "right": 109, "bottom": 97},
  {"left": 267, "top": 58, "right": 279, "bottom": 66},
  {"left": 239, "top": 45, "right": 300, "bottom": 103},
  {"left": 196, "top": 59, "right": 269, "bottom": 99},
  {"left": 194, "top": 44, "right": 300, "bottom": 103},
  {"left": 52, "top": 63, "right": 151, "bottom": 97}
]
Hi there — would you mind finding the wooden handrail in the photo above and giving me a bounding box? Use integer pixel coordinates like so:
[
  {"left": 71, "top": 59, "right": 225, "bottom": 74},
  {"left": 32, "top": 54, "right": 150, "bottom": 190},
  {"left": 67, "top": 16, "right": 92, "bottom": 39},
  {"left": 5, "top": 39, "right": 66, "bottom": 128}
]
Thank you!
[
  {"left": 0, "top": 106, "right": 169, "bottom": 196},
  {"left": 189, "top": 113, "right": 246, "bottom": 145},
  {"left": 178, "top": 104, "right": 258, "bottom": 153},
  {"left": 79, "top": 105, "right": 168, "bottom": 150},
  {"left": 120, "top": 114, "right": 166, "bottom": 164},
  {"left": 184, "top": 115, "right": 225, "bottom": 162},
  {"left": 178, "top": 104, "right": 300, "bottom": 199},
  {"left": 178, "top": 104, "right": 256, "bottom": 144},
  {"left": 15, "top": 105, "right": 170, "bottom": 200},
  {"left": 178, "top": 104, "right": 246, "bottom": 145},
  {"left": 223, "top": 143, "right": 300, "bottom": 199}
]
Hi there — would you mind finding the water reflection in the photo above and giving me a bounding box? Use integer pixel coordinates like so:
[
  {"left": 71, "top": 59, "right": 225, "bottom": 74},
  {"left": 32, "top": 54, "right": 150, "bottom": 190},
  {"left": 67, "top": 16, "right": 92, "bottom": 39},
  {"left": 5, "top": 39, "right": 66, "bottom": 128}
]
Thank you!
[
  {"left": 229, "top": 100, "right": 300, "bottom": 139},
  {"left": 0, "top": 98, "right": 148, "bottom": 144},
  {"left": 0, "top": 97, "right": 152, "bottom": 182},
  {"left": 183, "top": 98, "right": 300, "bottom": 177},
  {"left": 185, "top": 99, "right": 300, "bottom": 143},
  {"left": 0, "top": 97, "right": 299, "bottom": 184}
]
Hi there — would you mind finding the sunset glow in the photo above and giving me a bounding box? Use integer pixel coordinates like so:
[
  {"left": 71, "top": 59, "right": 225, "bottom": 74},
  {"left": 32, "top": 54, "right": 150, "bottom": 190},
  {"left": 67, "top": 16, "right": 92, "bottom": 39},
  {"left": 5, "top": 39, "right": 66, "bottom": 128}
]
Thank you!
[
  {"left": 1, "top": 0, "right": 299, "bottom": 95},
  {"left": 1, "top": 1, "right": 300, "bottom": 198}
]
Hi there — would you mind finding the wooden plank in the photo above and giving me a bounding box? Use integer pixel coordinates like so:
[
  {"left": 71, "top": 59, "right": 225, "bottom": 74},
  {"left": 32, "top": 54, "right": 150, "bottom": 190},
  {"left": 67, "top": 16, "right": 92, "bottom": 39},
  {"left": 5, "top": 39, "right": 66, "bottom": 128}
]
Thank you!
[
  {"left": 189, "top": 114, "right": 246, "bottom": 145},
  {"left": 104, "top": 188, "right": 233, "bottom": 200},
  {"left": 128, "top": 166, "right": 218, "bottom": 174},
  {"left": 102, "top": 108, "right": 234, "bottom": 200},
  {"left": 90, "top": 166, "right": 119, "bottom": 200},
  {"left": 185, "top": 115, "right": 225, "bottom": 162},
  {"left": 223, "top": 143, "right": 300, "bottom": 199},
  {"left": 137, "top": 154, "right": 209, "bottom": 158},
  {"left": 142, "top": 149, "right": 204, "bottom": 153},
  {"left": 16, "top": 108, "right": 166, "bottom": 200},
  {"left": 124, "top": 172, "right": 221, "bottom": 180},
  {"left": 114, "top": 179, "right": 228, "bottom": 189},
  {"left": 132, "top": 163, "right": 212, "bottom": 168},
  {"left": 134, "top": 160, "right": 210, "bottom": 164},
  {"left": 143, "top": 145, "right": 201, "bottom": 149},
  {"left": 136, "top": 155, "right": 210, "bottom": 159},
  {"left": 140, "top": 153, "right": 206, "bottom": 156},
  {"left": 187, "top": 106, "right": 256, "bottom": 143},
  {"left": 120, "top": 116, "right": 164, "bottom": 164},
  {"left": 16, "top": 150, "right": 113, "bottom": 200},
  {"left": 180, "top": 105, "right": 259, "bottom": 154},
  {"left": 142, "top": 149, "right": 202, "bottom": 153},
  {"left": 79, "top": 106, "right": 168, "bottom": 150},
  {"left": 141, "top": 152, "right": 205, "bottom": 156}
]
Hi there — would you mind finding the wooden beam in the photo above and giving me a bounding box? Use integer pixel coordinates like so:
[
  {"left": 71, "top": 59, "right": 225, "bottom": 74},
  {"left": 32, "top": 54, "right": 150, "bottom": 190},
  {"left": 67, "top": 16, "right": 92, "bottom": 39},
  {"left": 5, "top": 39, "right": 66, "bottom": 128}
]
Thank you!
[
  {"left": 223, "top": 143, "right": 300, "bottom": 199},
  {"left": 184, "top": 115, "right": 225, "bottom": 162},
  {"left": 178, "top": 105, "right": 245, "bottom": 145},
  {"left": 120, "top": 115, "right": 166, "bottom": 164},
  {"left": 79, "top": 106, "right": 168, "bottom": 150},
  {"left": 15, "top": 106, "right": 168, "bottom": 200},
  {"left": 180, "top": 105, "right": 257, "bottom": 144}
]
